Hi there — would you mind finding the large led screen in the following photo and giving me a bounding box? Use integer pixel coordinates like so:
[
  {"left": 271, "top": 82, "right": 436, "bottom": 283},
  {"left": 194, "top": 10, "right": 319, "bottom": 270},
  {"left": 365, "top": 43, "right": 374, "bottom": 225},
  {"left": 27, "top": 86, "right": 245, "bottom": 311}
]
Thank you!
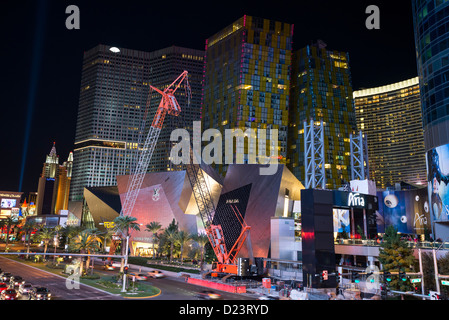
[
  {"left": 427, "top": 143, "right": 449, "bottom": 222},
  {"left": 376, "top": 187, "right": 430, "bottom": 234},
  {"left": 1, "top": 199, "right": 16, "bottom": 208}
]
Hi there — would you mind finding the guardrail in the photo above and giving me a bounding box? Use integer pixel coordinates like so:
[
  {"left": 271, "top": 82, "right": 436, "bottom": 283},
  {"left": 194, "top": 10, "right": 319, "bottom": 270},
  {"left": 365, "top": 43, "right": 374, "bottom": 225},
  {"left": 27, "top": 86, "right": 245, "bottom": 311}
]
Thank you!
[{"left": 335, "top": 239, "right": 449, "bottom": 250}]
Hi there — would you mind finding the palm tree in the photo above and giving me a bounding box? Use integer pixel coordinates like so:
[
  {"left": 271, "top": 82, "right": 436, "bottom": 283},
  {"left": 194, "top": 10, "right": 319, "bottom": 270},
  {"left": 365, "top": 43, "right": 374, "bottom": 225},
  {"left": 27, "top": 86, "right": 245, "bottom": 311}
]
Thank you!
[
  {"left": 0, "top": 219, "right": 6, "bottom": 243},
  {"left": 163, "top": 229, "right": 178, "bottom": 263},
  {"left": 22, "top": 220, "right": 40, "bottom": 258},
  {"left": 194, "top": 233, "right": 209, "bottom": 271},
  {"left": 145, "top": 221, "right": 162, "bottom": 258},
  {"left": 53, "top": 225, "right": 63, "bottom": 261},
  {"left": 36, "top": 228, "right": 55, "bottom": 259},
  {"left": 69, "top": 229, "right": 102, "bottom": 276},
  {"left": 176, "top": 230, "right": 192, "bottom": 265},
  {"left": 113, "top": 215, "right": 140, "bottom": 272},
  {"left": 4, "top": 217, "right": 19, "bottom": 250}
]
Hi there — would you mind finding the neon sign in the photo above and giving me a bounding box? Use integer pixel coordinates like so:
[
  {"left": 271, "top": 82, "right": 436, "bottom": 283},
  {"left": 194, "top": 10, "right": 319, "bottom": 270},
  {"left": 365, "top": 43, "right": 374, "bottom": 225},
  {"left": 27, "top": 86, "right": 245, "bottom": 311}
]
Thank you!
[{"left": 348, "top": 192, "right": 365, "bottom": 207}]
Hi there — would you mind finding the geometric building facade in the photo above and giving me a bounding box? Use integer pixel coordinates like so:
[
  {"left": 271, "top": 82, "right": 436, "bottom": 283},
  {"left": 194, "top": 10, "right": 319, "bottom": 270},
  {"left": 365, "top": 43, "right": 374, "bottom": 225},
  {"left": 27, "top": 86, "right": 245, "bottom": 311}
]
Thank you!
[
  {"left": 116, "top": 167, "right": 222, "bottom": 255},
  {"left": 214, "top": 164, "right": 304, "bottom": 260},
  {"left": 353, "top": 77, "right": 426, "bottom": 189}
]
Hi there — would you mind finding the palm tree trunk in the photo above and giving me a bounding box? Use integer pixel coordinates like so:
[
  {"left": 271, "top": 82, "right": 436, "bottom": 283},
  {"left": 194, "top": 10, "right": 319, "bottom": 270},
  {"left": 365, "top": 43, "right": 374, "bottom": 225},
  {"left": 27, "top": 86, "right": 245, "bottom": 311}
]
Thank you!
[{"left": 5, "top": 226, "right": 10, "bottom": 249}]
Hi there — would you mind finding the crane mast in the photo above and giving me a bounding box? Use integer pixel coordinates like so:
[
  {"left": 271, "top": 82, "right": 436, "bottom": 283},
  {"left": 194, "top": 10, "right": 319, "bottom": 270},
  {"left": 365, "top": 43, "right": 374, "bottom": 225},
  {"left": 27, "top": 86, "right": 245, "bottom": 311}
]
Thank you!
[{"left": 121, "top": 70, "right": 189, "bottom": 218}]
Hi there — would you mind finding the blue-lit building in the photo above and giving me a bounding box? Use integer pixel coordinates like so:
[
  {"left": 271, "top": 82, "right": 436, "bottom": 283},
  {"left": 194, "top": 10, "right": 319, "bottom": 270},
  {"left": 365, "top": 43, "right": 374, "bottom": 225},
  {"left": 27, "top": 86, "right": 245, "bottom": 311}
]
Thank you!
[
  {"left": 412, "top": 0, "right": 449, "bottom": 240},
  {"left": 412, "top": 0, "right": 449, "bottom": 151}
]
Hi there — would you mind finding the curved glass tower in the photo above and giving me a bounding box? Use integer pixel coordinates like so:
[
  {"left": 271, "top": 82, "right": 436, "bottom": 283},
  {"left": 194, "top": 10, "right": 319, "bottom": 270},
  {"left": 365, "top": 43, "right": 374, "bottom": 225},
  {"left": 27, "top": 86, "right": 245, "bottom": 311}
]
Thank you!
[{"left": 412, "top": 0, "right": 449, "bottom": 151}]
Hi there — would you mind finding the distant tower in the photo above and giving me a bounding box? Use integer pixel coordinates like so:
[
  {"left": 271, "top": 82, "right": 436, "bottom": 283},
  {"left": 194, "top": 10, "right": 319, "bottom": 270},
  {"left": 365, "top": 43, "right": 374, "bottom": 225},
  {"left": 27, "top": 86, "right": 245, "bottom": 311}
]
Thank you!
[{"left": 36, "top": 143, "right": 73, "bottom": 215}]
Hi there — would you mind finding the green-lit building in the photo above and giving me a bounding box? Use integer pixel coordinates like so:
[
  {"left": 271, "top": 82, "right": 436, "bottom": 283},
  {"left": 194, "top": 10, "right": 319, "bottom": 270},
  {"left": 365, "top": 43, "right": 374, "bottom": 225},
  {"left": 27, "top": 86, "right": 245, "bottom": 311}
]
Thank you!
[
  {"left": 288, "top": 40, "right": 357, "bottom": 189},
  {"left": 202, "top": 15, "right": 293, "bottom": 175}
]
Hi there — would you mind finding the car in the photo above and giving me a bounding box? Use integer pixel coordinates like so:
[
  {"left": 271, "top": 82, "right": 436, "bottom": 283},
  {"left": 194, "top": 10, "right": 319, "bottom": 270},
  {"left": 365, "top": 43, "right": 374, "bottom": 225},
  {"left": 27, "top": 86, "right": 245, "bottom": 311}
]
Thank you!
[
  {"left": 128, "top": 272, "right": 148, "bottom": 281},
  {"left": 0, "top": 283, "right": 9, "bottom": 292},
  {"left": 0, "top": 272, "right": 12, "bottom": 282},
  {"left": 10, "top": 276, "right": 24, "bottom": 287},
  {"left": 29, "top": 287, "right": 51, "bottom": 300},
  {"left": 18, "top": 283, "right": 33, "bottom": 295},
  {"left": 257, "top": 295, "right": 280, "bottom": 300},
  {"left": 1, "top": 289, "right": 17, "bottom": 300},
  {"left": 103, "top": 263, "right": 115, "bottom": 271},
  {"left": 197, "top": 290, "right": 221, "bottom": 300},
  {"left": 147, "top": 270, "right": 165, "bottom": 279}
]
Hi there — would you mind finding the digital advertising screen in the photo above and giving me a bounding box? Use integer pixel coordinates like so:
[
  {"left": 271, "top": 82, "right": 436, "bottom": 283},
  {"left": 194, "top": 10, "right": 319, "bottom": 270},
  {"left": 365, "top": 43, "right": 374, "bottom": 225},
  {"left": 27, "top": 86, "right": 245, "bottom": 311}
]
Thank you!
[
  {"left": 333, "top": 208, "right": 350, "bottom": 234},
  {"left": 376, "top": 188, "right": 430, "bottom": 234},
  {"left": 1, "top": 199, "right": 16, "bottom": 208},
  {"left": 427, "top": 143, "right": 449, "bottom": 222}
]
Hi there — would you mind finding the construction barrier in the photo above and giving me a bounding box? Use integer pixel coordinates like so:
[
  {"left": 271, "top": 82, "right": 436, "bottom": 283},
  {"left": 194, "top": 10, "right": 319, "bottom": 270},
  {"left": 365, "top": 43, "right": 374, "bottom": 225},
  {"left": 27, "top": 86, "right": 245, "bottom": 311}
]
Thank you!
[{"left": 187, "top": 277, "right": 247, "bottom": 294}]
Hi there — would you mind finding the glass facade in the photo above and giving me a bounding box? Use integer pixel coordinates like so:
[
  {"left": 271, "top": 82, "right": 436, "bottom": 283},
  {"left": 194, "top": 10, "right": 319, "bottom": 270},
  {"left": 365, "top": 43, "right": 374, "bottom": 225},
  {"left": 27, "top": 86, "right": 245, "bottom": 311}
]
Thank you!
[
  {"left": 147, "top": 46, "right": 205, "bottom": 173},
  {"left": 353, "top": 77, "right": 427, "bottom": 189},
  {"left": 202, "top": 16, "right": 293, "bottom": 174},
  {"left": 412, "top": 0, "right": 449, "bottom": 151},
  {"left": 288, "top": 41, "right": 357, "bottom": 189}
]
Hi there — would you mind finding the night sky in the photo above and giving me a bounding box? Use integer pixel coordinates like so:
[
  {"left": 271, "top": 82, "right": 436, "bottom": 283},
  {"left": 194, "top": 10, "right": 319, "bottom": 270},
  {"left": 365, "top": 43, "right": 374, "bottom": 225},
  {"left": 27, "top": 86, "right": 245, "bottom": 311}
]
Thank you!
[{"left": 0, "top": 0, "right": 418, "bottom": 195}]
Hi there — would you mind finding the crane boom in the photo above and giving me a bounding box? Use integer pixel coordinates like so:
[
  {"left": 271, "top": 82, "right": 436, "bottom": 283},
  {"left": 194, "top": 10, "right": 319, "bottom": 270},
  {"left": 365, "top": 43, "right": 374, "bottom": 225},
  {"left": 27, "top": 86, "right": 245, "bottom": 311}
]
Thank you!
[{"left": 121, "top": 70, "right": 189, "bottom": 218}]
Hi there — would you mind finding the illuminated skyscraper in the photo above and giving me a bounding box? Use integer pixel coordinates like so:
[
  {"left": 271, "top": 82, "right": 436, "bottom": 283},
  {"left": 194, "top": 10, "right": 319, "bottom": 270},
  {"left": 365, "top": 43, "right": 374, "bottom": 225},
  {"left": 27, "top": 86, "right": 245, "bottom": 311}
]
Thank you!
[
  {"left": 202, "top": 15, "right": 293, "bottom": 174},
  {"left": 288, "top": 40, "right": 357, "bottom": 189},
  {"left": 70, "top": 45, "right": 151, "bottom": 201},
  {"left": 147, "top": 46, "right": 205, "bottom": 173},
  {"left": 353, "top": 77, "right": 426, "bottom": 188},
  {"left": 412, "top": 0, "right": 449, "bottom": 152}
]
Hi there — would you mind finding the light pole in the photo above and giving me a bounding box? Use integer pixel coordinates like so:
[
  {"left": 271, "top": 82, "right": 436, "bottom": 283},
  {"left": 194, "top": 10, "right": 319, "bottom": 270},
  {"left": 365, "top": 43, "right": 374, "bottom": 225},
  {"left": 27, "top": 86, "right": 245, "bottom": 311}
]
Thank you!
[{"left": 121, "top": 235, "right": 130, "bottom": 293}]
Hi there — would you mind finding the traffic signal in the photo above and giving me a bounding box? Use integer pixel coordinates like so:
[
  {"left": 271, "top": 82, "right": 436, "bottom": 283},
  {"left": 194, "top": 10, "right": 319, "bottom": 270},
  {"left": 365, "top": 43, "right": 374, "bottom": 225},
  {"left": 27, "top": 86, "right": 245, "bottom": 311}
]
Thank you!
[
  {"left": 414, "top": 285, "right": 419, "bottom": 293},
  {"left": 399, "top": 270, "right": 407, "bottom": 282},
  {"left": 319, "top": 273, "right": 324, "bottom": 283},
  {"left": 124, "top": 266, "right": 129, "bottom": 274},
  {"left": 383, "top": 271, "right": 392, "bottom": 283},
  {"left": 380, "top": 284, "right": 388, "bottom": 300},
  {"left": 352, "top": 270, "right": 360, "bottom": 283},
  {"left": 336, "top": 273, "right": 341, "bottom": 285}
]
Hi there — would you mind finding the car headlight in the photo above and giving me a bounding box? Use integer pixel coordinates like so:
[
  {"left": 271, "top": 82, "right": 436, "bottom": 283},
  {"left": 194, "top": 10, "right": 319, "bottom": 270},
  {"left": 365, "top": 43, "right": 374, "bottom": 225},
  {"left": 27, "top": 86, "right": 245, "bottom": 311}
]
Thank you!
[{"left": 37, "top": 294, "right": 42, "bottom": 297}]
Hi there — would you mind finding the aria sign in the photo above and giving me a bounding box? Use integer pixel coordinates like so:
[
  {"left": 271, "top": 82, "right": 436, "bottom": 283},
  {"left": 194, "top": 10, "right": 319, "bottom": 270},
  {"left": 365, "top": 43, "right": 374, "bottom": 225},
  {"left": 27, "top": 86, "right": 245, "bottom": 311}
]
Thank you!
[
  {"left": 348, "top": 193, "right": 365, "bottom": 207},
  {"left": 333, "top": 191, "right": 368, "bottom": 209}
]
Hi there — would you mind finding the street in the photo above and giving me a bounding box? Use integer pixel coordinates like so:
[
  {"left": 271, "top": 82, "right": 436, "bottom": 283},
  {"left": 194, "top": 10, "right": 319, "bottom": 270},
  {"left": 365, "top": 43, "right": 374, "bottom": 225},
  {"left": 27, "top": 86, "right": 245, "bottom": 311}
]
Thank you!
[{"left": 0, "top": 256, "right": 255, "bottom": 300}]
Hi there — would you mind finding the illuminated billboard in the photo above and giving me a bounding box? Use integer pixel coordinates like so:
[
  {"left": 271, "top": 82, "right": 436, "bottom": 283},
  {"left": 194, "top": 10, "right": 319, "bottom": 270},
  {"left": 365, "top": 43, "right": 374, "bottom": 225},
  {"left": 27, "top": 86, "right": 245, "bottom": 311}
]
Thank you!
[
  {"left": 427, "top": 143, "right": 449, "bottom": 222},
  {"left": 1, "top": 199, "right": 16, "bottom": 208},
  {"left": 376, "top": 188, "right": 430, "bottom": 234}
]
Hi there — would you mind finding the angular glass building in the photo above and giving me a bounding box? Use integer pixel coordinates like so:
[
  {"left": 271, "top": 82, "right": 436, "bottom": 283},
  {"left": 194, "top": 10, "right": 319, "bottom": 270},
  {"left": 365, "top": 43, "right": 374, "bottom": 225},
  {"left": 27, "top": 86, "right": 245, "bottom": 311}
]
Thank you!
[
  {"left": 202, "top": 15, "right": 293, "bottom": 175},
  {"left": 288, "top": 41, "right": 357, "bottom": 189},
  {"left": 353, "top": 77, "right": 426, "bottom": 188}
]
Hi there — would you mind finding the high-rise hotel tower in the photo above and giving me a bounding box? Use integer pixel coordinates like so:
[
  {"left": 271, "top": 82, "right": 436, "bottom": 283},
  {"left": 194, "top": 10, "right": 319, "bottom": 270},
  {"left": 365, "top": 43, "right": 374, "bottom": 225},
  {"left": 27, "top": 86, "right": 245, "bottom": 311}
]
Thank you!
[
  {"left": 353, "top": 77, "right": 426, "bottom": 189},
  {"left": 70, "top": 45, "right": 151, "bottom": 201},
  {"left": 288, "top": 41, "right": 357, "bottom": 189},
  {"left": 202, "top": 15, "right": 293, "bottom": 175}
]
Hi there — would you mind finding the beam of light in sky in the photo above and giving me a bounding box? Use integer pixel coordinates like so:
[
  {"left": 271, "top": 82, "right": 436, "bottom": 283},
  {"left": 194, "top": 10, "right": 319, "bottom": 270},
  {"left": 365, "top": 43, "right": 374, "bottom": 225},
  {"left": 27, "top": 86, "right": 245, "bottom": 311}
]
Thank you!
[{"left": 19, "top": 0, "right": 48, "bottom": 192}]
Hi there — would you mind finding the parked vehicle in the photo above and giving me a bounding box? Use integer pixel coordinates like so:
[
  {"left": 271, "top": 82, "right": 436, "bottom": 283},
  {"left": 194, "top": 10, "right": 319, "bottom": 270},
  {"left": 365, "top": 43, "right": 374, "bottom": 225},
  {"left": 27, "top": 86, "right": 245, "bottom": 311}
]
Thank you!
[
  {"left": 18, "top": 283, "right": 33, "bottom": 295},
  {"left": 147, "top": 270, "right": 165, "bottom": 278},
  {"left": 103, "top": 263, "right": 115, "bottom": 271},
  {"left": 1, "top": 289, "right": 17, "bottom": 300},
  {"left": 29, "top": 287, "right": 51, "bottom": 300}
]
